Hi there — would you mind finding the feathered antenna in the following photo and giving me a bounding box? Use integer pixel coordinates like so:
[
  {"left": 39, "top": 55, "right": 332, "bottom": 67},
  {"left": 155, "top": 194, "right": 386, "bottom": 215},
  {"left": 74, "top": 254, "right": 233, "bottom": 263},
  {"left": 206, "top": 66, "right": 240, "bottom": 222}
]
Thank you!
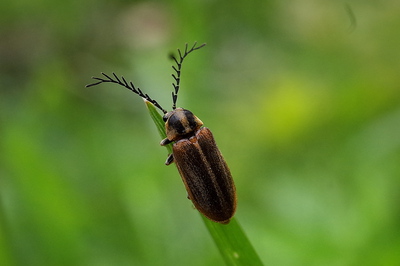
[
  {"left": 170, "top": 42, "right": 206, "bottom": 110},
  {"left": 86, "top": 42, "right": 206, "bottom": 113},
  {"left": 86, "top": 72, "right": 167, "bottom": 114}
]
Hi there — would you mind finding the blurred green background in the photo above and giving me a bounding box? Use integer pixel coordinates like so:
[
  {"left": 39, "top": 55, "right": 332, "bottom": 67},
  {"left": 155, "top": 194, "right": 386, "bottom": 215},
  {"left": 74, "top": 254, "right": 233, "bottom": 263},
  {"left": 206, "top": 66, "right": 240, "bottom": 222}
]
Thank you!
[{"left": 1, "top": 0, "right": 400, "bottom": 265}]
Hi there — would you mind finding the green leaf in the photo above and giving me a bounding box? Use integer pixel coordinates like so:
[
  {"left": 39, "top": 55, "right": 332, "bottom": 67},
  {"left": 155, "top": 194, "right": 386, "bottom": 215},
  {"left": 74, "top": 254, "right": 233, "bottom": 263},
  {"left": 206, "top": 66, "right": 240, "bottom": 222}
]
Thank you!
[
  {"left": 144, "top": 99, "right": 172, "bottom": 154},
  {"left": 144, "top": 99, "right": 263, "bottom": 266},
  {"left": 202, "top": 216, "right": 263, "bottom": 265}
]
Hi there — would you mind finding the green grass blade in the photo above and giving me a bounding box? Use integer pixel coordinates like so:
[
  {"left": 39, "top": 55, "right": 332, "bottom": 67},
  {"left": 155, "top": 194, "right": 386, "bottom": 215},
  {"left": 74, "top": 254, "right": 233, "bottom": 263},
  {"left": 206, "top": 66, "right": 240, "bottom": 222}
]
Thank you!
[
  {"left": 144, "top": 99, "right": 172, "bottom": 154},
  {"left": 144, "top": 99, "right": 263, "bottom": 266},
  {"left": 202, "top": 216, "right": 263, "bottom": 265}
]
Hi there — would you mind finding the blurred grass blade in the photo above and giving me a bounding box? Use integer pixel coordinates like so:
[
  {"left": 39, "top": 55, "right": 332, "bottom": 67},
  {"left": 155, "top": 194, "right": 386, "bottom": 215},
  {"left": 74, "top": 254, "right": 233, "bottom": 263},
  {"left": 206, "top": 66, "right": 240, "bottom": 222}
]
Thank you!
[
  {"left": 144, "top": 99, "right": 263, "bottom": 266},
  {"left": 202, "top": 216, "right": 263, "bottom": 265}
]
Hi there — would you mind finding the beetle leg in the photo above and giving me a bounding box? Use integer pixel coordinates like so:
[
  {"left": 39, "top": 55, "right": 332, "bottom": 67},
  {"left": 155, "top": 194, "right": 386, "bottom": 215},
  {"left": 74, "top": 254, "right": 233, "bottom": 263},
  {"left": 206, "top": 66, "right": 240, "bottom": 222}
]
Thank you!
[
  {"left": 165, "top": 154, "right": 174, "bottom": 165},
  {"left": 160, "top": 138, "right": 172, "bottom": 146}
]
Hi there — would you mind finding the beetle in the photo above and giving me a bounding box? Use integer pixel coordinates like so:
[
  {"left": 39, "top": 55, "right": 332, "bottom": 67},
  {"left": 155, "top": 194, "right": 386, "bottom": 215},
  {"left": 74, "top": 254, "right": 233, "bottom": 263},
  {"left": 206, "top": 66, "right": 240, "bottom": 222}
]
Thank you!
[{"left": 86, "top": 42, "right": 236, "bottom": 224}]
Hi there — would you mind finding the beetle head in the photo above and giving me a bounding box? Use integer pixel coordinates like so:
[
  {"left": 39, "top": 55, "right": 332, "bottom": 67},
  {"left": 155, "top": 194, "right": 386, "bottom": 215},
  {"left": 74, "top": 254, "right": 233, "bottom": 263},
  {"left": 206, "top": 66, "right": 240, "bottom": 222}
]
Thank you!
[{"left": 163, "top": 108, "right": 203, "bottom": 142}]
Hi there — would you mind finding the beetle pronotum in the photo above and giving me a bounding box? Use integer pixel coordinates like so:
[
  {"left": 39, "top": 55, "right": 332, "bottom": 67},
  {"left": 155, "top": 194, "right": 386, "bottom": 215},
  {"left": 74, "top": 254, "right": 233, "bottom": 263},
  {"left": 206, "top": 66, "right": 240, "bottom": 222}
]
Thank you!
[{"left": 86, "top": 42, "right": 236, "bottom": 224}]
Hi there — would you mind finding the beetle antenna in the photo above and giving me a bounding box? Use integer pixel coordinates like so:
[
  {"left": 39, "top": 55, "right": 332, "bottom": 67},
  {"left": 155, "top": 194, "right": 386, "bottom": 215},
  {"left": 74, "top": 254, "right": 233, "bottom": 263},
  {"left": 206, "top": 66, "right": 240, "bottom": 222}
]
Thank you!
[
  {"left": 170, "top": 42, "right": 206, "bottom": 110},
  {"left": 86, "top": 72, "right": 168, "bottom": 114}
]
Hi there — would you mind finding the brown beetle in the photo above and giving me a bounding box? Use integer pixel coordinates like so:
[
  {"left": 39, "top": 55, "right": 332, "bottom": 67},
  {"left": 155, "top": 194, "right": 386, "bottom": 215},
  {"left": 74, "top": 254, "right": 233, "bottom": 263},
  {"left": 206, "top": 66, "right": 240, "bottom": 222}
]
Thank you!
[{"left": 87, "top": 43, "right": 236, "bottom": 224}]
